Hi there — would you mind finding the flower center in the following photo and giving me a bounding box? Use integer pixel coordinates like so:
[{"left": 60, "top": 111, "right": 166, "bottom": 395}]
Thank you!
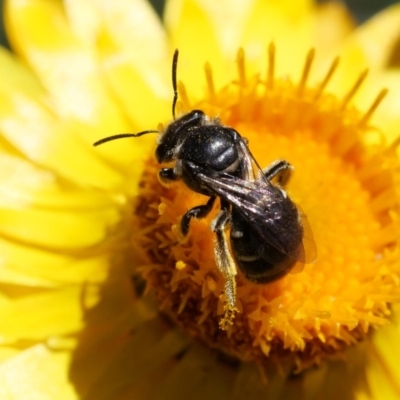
[{"left": 132, "top": 47, "right": 400, "bottom": 370}]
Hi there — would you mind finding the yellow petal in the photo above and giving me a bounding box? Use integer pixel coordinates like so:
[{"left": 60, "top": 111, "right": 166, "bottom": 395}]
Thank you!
[
  {"left": 0, "top": 149, "right": 117, "bottom": 209},
  {"left": 0, "top": 279, "right": 135, "bottom": 397},
  {"left": 0, "top": 49, "right": 128, "bottom": 189},
  {"left": 68, "top": 0, "right": 171, "bottom": 130},
  {"left": 0, "top": 285, "right": 98, "bottom": 343},
  {"left": 366, "top": 305, "right": 400, "bottom": 399},
  {"left": 0, "top": 347, "right": 19, "bottom": 364},
  {"left": 4, "top": 0, "right": 144, "bottom": 168},
  {"left": 166, "top": 0, "right": 253, "bottom": 57},
  {"left": 154, "top": 344, "right": 231, "bottom": 400},
  {"left": 98, "top": 31, "right": 173, "bottom": 134},
  {"left": 240, "top": 0, "right": 314, "bottom": 77},
  {"left": 0, "top": 47, "right": 44, "bottom": 97},
  {"left": 251, "top": 0, "right": 313, "bottom": 25},
  {"left": 5, "top": 0, "right": 125, "bottom": 126},
  {"left": 302, "top": 362, "right": 329, "bottom": 400},
  {"left": 164, "top": 0, "right": 235, "bottom": 99},
  {"left": 83, "top": 321, "right": 189, "bottom": 399},
  {"left": 0, "top": 236, "right": 109, "bottom": 287},
  {"left": 64, "top": 0, "right": 103, "bottom": 46},
  {"left": 91, "top": 0, "right": 168, "bottom": 66},
  {"left": 0, "top": 344, "right": 78, "bottom": 400},
  {"left": 312, "top": 349, "right": 367, "bottom": 400},
  {"left": 0, "top": 203, "right": 120, "bottom": 249},
  {"left": 314, "top": 4, "right": 400, "bottom": 98},
  {"left": 351, "top": 3, "right": 400, "bottom": 70},
  {"left": 366, "top": 351, "right": 400, "bottom": 400},
  {"left": 69, "top": 298, "right": 157, "bottom": 391},
  {"left": 0, "top": 99, "right": 119, "bottom": 190},
  {"left": 314, "top": 1, "right": 356, "bottom": 52},
  {"left": 0, "top": 238, "right": 67, "bottom": 286},
  {"left": 232, "top": 363, "right": 287, "bottom": 400}
]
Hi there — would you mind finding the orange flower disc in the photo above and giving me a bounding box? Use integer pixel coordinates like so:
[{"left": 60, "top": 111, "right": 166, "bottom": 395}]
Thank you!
[{"left": 132, "top": 48, "right": 400, "bottom": 371}]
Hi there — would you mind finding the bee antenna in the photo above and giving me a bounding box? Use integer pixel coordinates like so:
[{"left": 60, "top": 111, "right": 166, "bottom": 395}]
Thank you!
[
  {"left": 93, "top": 130, "right": 159, "bottom": 146},
  {"left": 172, "top": 49, "right": 179, "bottom": 120}
]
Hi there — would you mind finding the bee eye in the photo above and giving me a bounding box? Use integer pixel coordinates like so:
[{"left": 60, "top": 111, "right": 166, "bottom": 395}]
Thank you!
[{"left": 155, "top": 143, "right": 170, "bottom": 163}]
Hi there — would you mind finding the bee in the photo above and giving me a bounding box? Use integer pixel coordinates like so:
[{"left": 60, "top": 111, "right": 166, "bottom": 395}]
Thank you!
[{"left": 94, "top": 50, "right": 316, "bottom": 329}]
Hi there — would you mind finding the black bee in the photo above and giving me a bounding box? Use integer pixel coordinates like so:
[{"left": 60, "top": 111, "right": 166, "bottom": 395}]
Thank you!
[{"left": 94, "top": 50, "right": 316, "bottom": 329}]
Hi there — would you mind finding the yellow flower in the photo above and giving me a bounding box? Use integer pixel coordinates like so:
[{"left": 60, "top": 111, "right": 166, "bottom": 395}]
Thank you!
[{"left": 1, "top": 0, "right": 400, "bottom": 399}]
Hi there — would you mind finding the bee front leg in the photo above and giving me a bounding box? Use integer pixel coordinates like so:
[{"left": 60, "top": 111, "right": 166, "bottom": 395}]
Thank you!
[
  {"left": 158, "top": 168, "right": 179, "bottom": 185},
  {"left": 179, "top": 196, "right": 216, "bottom": 237},
  {"left": 211, "top": 202, "right": 238, "bottom": 330}
]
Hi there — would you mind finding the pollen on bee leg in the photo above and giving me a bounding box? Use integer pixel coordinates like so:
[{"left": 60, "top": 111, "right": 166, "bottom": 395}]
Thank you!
[
  {"left": 219, "top": 276, "right": 238, "bottom": 330},
  {"left": 211, "top": 211, "right": 240, "bottom": 330}
]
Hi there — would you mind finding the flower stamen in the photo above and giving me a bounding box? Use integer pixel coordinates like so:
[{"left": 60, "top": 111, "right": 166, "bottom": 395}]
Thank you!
[
  {"left": 340, "top": 69, "right": 369, "bottom": 110},
  {"left": 204, "top": 61, "right": 216, "bottom": 99},
  {"left": 178, "top": 81, "right": 191, "bottom": 111},
  {"left": 297, "top": 48, "right": 315, "bottom": 97},
  {"left": 314, "top": 56, "right": 340, "bottom": 100},
  {"left": 236, "top": 47, "right": 247, "bottom": 88},
  {"left": 267, "top": 43, "right": 276, "bottom": 89},
  {"left": 359, "top": 88, "right": 389, "bottom": 127}
]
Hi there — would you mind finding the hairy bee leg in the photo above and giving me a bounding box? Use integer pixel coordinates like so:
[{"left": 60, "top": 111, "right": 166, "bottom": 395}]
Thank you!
[
  {"left": 179, "top": 196, "right": 216, "bottom": 237},
  {"left": 211, "top": 204, "right": 238, "bottom": 329},
  {"left": 262, "top": 159, "right": 292, "bottom": 186},
  {"left": 158, "top": 168, "right": 179, "bottom": 185}
]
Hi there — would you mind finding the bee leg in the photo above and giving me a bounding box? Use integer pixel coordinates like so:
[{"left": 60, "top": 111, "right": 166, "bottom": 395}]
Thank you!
[
  {"left": 211, "top": 202, "right": 238, "bottom": 330},
  {"left": 158, "top": 168, "right": 179, "bottom": 185},
  {"left": 179, "top": 196, "right": 216, "bottom": 237},
  {"left": 262, "top": 159, "right": 292, "bottom": 186}
]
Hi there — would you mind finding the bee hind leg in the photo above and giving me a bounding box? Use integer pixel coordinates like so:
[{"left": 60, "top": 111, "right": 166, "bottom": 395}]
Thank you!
[{"left": 211, "top": 202, "right": 238, "bottom": 330}]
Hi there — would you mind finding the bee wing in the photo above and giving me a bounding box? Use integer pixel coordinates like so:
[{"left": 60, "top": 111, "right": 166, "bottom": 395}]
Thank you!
[
  {"left": 289, "top": 210, "right": 317, "bottom": 274},
  {"left": 197, "top": 171, "right": 317, "bottom": 265},
  {"left": 296, "top": 205, "right": 317, "bottom": 264},
  {"left": 198, "top": 173, "right": 295, "bottom": 254}
]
